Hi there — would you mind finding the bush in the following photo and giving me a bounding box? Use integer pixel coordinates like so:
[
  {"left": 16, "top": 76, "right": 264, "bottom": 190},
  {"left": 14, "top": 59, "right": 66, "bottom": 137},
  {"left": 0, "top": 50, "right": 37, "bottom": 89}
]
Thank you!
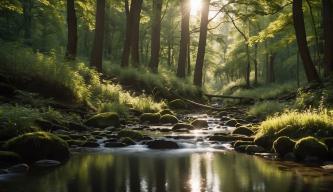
[
  {"left": 160, "top": 114, "right": 178, "bottom": 124},
  {"left": 85, "top": 112, "right": 120, "bottom": 128},
  {"left": 5, "top": 132, "right": 69, "bottom": 162},
  {"left": 273, "top": 136, "right": 295, "bottom": 157},
  {"left": 118, "top": 130, "right": 144, "bottom": 141},
  {"left": 294, "top": 136, "right": 328, "bottom": 160},
  {"left": 248, "top": 101, "right": 285, "bottom": 119}
]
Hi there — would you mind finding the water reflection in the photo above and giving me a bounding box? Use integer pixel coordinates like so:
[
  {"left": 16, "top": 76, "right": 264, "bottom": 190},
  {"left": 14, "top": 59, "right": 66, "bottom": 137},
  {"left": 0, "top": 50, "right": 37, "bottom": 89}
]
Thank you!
[{"left": 1, "top": 150, "right": 333, "bottom": 192}]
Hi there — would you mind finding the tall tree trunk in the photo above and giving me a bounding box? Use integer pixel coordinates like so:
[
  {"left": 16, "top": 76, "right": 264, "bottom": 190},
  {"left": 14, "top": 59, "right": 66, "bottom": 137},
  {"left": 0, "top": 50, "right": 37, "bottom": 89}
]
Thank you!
[
  {"left": 130, "top": 0, "right": 143, "bottom": 67},
  {"left": 267, "top": 53, "right": 276, "bottom": 83},
  {"left": 254, "top": 43, "right": 258, "bottom": 85},
  {"left": 66, "top": 0, "right": 77, "bottom": 60},
  {"left": 323, "top": 0, "right": 333, "bottom": 76},
  {"left": 187, "top": 38, "right": 191, "bottom": 75},
  {"left": 245, "top": 44, "right": 251, "bottom": 87},
  {"left": 90, "top": 0, "right": 106, "bottom": 72},
  {"left": 23, "top": 0, "right": 32, "bottom": 45},
  {"left": 149, "top": 0, "right": 163, "bottom": 73},
  {"left": 193, "top": 0, "right": 210, "bottom": 87},
  {"left": 121, "top": 0, "right": 131, "bottom": 67},
  {"left": 177, "top": 0, "right": 190, "bottom": 78},
  {"left": 292, "top": 0, "right": 320, "bottom": 82}
]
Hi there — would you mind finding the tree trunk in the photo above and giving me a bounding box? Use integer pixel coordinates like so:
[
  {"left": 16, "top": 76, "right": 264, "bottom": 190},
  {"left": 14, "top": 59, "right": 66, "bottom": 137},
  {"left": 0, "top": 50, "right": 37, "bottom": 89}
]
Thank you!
[
  {"left": 187, "top": 38, "right": 191, "bottom": 75},
  {"left": 323, "top": 0, "right": 333, "bottom": 76},
  {"left": 149, "top": 0, "right": 163, "bottom": 73},
  {"left": 90, "top": 0, "right": 106, "bottom": 72},
  {"left": 23, "top": 0, "right": 32, "bottom": 45},
  {"left": 130, "top": 0, "right": 143, "bottom": 67},
  {"left": 254, "top": 43, "right": 258, "bottom": 85},
  {"left": 267, "top": 53, "right": 275, "bottom": 83},
  {"left": 121, "top": 0, "right": 131, "bottom": 67},
  {"left": 292, "top": 0, "right": 320, "bottom": 82},
  {"left": 177, "top": 0, "right": 190, "bottom": 78},
  {"left": 193, "top": 0, "right": 210, "bottom": 87},
  {"left": 65, "top": 0, "right": 78, "bottom": 60},
  {"left": 245, "top": 44, "right": 251, "bottom": 87}
]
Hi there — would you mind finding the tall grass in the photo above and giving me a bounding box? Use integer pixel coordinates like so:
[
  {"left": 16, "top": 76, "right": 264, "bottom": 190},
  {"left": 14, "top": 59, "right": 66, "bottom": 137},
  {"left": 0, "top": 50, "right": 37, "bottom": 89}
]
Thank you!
[{"left": 248, "top": 101, "right": 286, "bottom": 119}]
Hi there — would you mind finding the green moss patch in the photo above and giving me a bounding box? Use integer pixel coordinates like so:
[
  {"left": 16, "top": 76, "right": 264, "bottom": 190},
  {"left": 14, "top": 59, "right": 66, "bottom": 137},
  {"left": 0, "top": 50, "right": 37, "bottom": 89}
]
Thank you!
[
  {"left": 273, "top": 136, "right": 295, "bottom": 157},
  {"left": 160, "top": 114, "right": 178, "bottom": 124},
  {"left": 294, "top": 136, "right": 328, "bottom": 160},
  {"left": 140, "top": 113, "right": 161, "bottom": 124},
  {"left": 118, "top": 130, "right": 144, "bottom": 141},
  {"left": 85, "top": 112, "right": 120, "bottom": 128}
]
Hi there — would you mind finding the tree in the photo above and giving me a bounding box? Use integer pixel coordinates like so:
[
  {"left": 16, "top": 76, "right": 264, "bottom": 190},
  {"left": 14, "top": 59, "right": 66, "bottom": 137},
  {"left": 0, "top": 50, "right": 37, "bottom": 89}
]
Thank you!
[
  {"left": 149, "top": 0, "right": 163, "bottom": 73},
  {"left": 65, "top": 0, "right": 77, "bottom": 60},
  {"left": 22, "top": 0, "right": 33, "bottom": 45},
  {"left": 90, "top": 0, "right": 106, "bottom": 72},
  {"left": 193, "top": 0, "right": 210, "bottom": 87},
  {"left": 177, "top": 0, "right": 190, "bottom": 78},
  {"left": 292, "top": 0, "right": 320, "bottom": 82},
  {"left": 323, "top": 0, "right": 333, "bottom": 77},
  {"left": 121, "top": 0, "right": 131, "bottom": 67}
]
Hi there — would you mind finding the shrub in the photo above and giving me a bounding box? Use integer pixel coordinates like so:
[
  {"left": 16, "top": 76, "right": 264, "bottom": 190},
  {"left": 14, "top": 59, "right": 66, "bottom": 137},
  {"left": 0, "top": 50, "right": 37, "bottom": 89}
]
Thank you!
[{"left": 294, "top": 136, "right": 328, "bottom": 160}]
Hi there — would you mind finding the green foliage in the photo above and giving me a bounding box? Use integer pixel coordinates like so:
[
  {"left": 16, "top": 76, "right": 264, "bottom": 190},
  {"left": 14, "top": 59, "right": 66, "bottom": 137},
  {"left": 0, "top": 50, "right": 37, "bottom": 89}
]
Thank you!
[
  {"left": 248, "top": 101, "right": 285, "bottom": 119},
  {"left": 5, "top": 131, "right": 69, "bottom": 162}
]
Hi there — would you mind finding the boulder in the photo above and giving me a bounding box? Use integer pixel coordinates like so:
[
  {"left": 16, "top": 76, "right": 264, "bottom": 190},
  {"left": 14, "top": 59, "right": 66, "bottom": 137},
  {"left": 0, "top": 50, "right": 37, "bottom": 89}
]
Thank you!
[
  {"left": 85, "top": 112, "right": 120, "bottom": 128},
  {"left": 82, "top": 141, "right": 100, "bottom": 148},
  {"left": 0, "top": 151, "right": 22, "bottom": 165},
  {"left": 168, "top": 99, "right": 188, "bottom": 109},
  {"left": 159, "top": 109, "right": 174, "bottom": 116},
  {"left": 273, "top": 136, "right": 295, "bottom": 157},
  {"left": 140, "top": 113, "right": 161, "bottom": 124},
  {"left": 105, "top": 142, "right": 127, "bottom": 148},
  {"left": 160, "top": 114, "right": 179, "bottom": 124},
  {"left": 7, "top": 163, "right": 29, "bottom": 174},
  {"left": 118, "top": 130, "right": 144, "bottom": 140},
  {"left": 254, "top": 134, "right": 273, "bottom": 149},
  {"left": 233, "top": 141, "right": 253, "bottom": 148},
  {"left": 294, "top": 136, "right": 328, "bottom": 161},
  {"left": 34, "top": 160, "right": 61, "bottom": 167},
  {"left": 232, "top": 127, "right": 254, "bottom": 136},
  {"left": 245, "top": 145, "right": 265, "bottom": 154},
  {"left": 5, "top": 132, "right": 69, "bottom": 162},
  {"left": 119, "top": 137, "right": 136, "bottom": 145},
  {"left": 147, "top": 140, "right": 179, "bottom": 149},
  {"left": 225, "top": 119, "right": 238, "bottom": 127},
  {"left": 172, "top": 123, "right": 194, "bottom": 130},
  {"left": 191, "top": 119, "right": 208, "bottom": 128}
]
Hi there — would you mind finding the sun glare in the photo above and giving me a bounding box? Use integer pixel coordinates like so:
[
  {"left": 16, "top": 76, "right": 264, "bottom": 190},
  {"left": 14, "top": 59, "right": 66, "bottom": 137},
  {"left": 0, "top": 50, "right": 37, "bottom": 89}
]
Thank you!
[{"left": 190, "top": 0, "right": 202, "bottom": 16}]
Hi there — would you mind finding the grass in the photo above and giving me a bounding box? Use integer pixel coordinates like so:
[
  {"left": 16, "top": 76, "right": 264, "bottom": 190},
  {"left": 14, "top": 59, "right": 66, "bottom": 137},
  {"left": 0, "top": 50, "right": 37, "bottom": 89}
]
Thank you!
[{"left": 248, "top": 101, "right": 286, "bottom": 119}]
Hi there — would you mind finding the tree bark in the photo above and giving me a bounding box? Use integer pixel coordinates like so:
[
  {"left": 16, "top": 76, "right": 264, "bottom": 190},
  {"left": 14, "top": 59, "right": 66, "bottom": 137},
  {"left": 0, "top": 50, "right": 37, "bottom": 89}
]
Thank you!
[
  {"left": 177, "top": 0, "right": 190, "bottom": 78},
  {"left": 254, "top": 43, "right": 258, "bottom": 85},
  {"left": 193, "top": 0, "right": 210, "bottom": 87},
  {"left": 149, "top": 0, "right": 163, "bottom": 73},
  {"left": 65, "top": 0, "right": 78, "bottom": 60},
  {"left": 267, "top": 53, "right": 275, "bottom": 83},
  {"left": 23, "top": 0, "right": 32, "bottom": 45},
  {"left": 130, "top": 0, "right": 143, "bottom": 67},
  {"left": 90, "top": 0, "right": 106, "bottom": 72},
  {"left": 323, "top": 0, "right": 333, "bottom": 76},
  {"left": 292, "top": 0, "right": 320, "bottom": 82},
  {"left": 121, "top": 0, "right": 132, "bottom": 67}
]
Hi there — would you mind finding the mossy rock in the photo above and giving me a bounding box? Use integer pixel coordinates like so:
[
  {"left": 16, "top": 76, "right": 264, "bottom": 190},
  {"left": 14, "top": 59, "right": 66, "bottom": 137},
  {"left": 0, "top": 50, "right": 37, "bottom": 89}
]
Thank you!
[
  {"left": 245, "top": 145, "right": 265, "bottom": 154},
  {"left": 120, "top": 137, "right": 135, "bottom": 145},
  {"left": 233, "top": 141, "right": 253, "bottom": 148},
  {"left": 85, "top": 112, "right": 120, "bottom": 128},
  {"left": 140, "top": 113, "right": 161, "bottom": 124},
  {"left": 191, "top": 119, "right": 208, "bottom": 128},
  {"left": 322, "top": 137, "right": 333, "bottom": 149},
  {"left": 294, "top": 136, "right": 328, "bottom": 161},
  {"left": 225, "top": 119, "right": 238, "bottom": 127},
  {"left": 232, "top": 127, "right": 254, "bottom": 136},
  {"left": 159, "top": 109, "right": 174, "bottom": 116},
  {"left": 273, "top": 136, "right": 296, "bottom": 157},
  {"left": 254, "top": 134, "right": 273, "bottom": 149},
  {"left": 5, "top": 132, "right": 69, "bottom": 162},
  {"left": 118, "top": 130, "right": 144, "bottom": 141},
  {"left": 209, "top": 135, "right": 253, "bottom": 142},
  {"left": 0, "top": 151, "right": 22, "bottom": 165},
  {"left": 172, "top": 123, "right": 194, "bottom": 130},
  {"left": 160, "top": 114, "right": 179, "bottom": 124},
  {"left": 168, "top": 99, "right": 188, "bottom": 109}
]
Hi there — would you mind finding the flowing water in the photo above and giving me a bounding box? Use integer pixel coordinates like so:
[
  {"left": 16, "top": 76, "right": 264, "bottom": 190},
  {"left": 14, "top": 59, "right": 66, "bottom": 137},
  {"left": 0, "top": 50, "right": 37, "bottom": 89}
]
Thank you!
[{"left": 1, "top": 114, "right": 333, "bottom": 192}]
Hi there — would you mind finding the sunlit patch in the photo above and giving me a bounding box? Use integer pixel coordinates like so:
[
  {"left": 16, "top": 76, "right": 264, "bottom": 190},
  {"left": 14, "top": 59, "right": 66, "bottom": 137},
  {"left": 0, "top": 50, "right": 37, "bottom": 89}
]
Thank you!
[{"left": 190, "top": 0, "right": 202, "bottom": 16}]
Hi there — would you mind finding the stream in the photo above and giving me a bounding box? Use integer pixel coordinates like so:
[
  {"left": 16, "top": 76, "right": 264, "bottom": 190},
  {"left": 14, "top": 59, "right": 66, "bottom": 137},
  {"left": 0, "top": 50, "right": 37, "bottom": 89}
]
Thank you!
[{"left": 1, "top": 113, "right": 333, "bottom": 192}]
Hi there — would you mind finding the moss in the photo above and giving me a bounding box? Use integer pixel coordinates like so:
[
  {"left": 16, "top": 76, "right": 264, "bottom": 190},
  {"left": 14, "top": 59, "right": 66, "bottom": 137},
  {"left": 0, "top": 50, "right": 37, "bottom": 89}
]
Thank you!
[
  {"left": 168, "top": 99, "right": 188, "bottom": 109},
  {"left": 120, "top": 137, "right": 135, "bottom": 145},
  {"left": 0, "top": 151, "right": 22, "bottom": 165},
  {"left": 159, "top": 109, "right": 174, "bottom": 116},
  {"left": 254, "top": 134, "right": 273, "bottom": 149},
  {"left": 191, "top": 119, "right": 208, "bottom": 128},
  {"left": 118, "top": 130, "right": 144, "bottom": 141},
  {"left": 172, "top": 123, "right": 194, "bottom": 130},
  {"left": 232, "top": 127, "right": 254, "bottom": 136},
  {"left": 5, "top": 132, "right": 69, "bottom": 162},
  {"left": 85, "top": 112, "right": 120, "bottom": 128},
  {"left": 160, "top": 114, "right": 179, "bottom": 124},
  {"left": 140, "top": 113, "right": 161, "bottom": 124},
  {"left": 294, "top": 136, "right": 328, "bottom": 160},
  {"left": 273, "top": 136, "right": 296, "bottom": 157}
]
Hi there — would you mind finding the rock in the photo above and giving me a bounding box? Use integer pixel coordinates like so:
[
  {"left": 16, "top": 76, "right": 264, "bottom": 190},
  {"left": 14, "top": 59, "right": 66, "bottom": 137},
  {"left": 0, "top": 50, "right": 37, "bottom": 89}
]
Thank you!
[
  {"left": 85, "top": 112, "right": 120, "bottom": 128},
  {"left": 0, "top": 151, "right": 22, "bottom": 165},
  {"left": 82, "top": 141, "right": 99, "bottom": 148},
  {"left": 168, "top": 99, "right": 188, "bottom": 109},
  {"left": 105, "top": 142, "right": 127, "bottom": 148},
  {"left": 284, "top": 152, "right": 296, "bottom": 161},
  {"left": 191, "top": 119, "right": 208, "bottom": 128},
  {"left": 232, "top": 127, "right": 254, "bottom": 136},
  {"left": 34, "top": 160, "right": 61, "bottom": 167},
  {"left": 172, "top": 123, "right": 194, "bottom": 130},
  {"left": 35, "top": 119, "right": 68, "bottom": 131},
  {"left": 118, "top": 130, "right": 144, "bottom": 140},
  {"left": 67, "top": 139, "right": 85, "bottom": 146},
  {"left": 147, "top": 140, "right": 179, "bottom": 149},
  {"left": 140, "top": 113, "right": 161, "bottom": 124},
  {"left": 294, "top": 136, "right": 328, "bottom": 161},
  {"left": 245, "top": 145, "right": 265, "bottom": 154},
  {"left": 159, "top": 109, "right": 174, "bottom": 116},
  {"left": 225, "top": 119, "right": 238, "bottom": 127},
  {"left": 119, "top": 137, "right": 136, "bottom": 145},
  {"left": 322, "top": 137, "right": 333, "bottom": 149},
  {"left": 209, "top": 135, "right": 253, "bottom": 142},
  {"left": 254, "top": 135, "right": 273, "bottom": 149},
  {"left": 7, "top": 163, "right": 29, "bottom": 174},
  {"left": 5, "top": 132, "right": 69, "bottom": 162},
  {"left": 233, "top": 141, "right": 253, "bottom": 148},
  {"left": 68, "top": 122, "right": 88, "bottom": 131},
  {"left": 273, "top": 136, "right": 296, "bottom": 157},
  {"left": 160, "top": 114, "right": 179, "bottom": 124}
]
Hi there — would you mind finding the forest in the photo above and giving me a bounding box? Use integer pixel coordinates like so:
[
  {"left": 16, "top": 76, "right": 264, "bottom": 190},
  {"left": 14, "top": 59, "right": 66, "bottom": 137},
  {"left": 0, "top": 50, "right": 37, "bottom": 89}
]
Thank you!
[{"left": 0, "top": 0, "right": 333, "bottom": 191}]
